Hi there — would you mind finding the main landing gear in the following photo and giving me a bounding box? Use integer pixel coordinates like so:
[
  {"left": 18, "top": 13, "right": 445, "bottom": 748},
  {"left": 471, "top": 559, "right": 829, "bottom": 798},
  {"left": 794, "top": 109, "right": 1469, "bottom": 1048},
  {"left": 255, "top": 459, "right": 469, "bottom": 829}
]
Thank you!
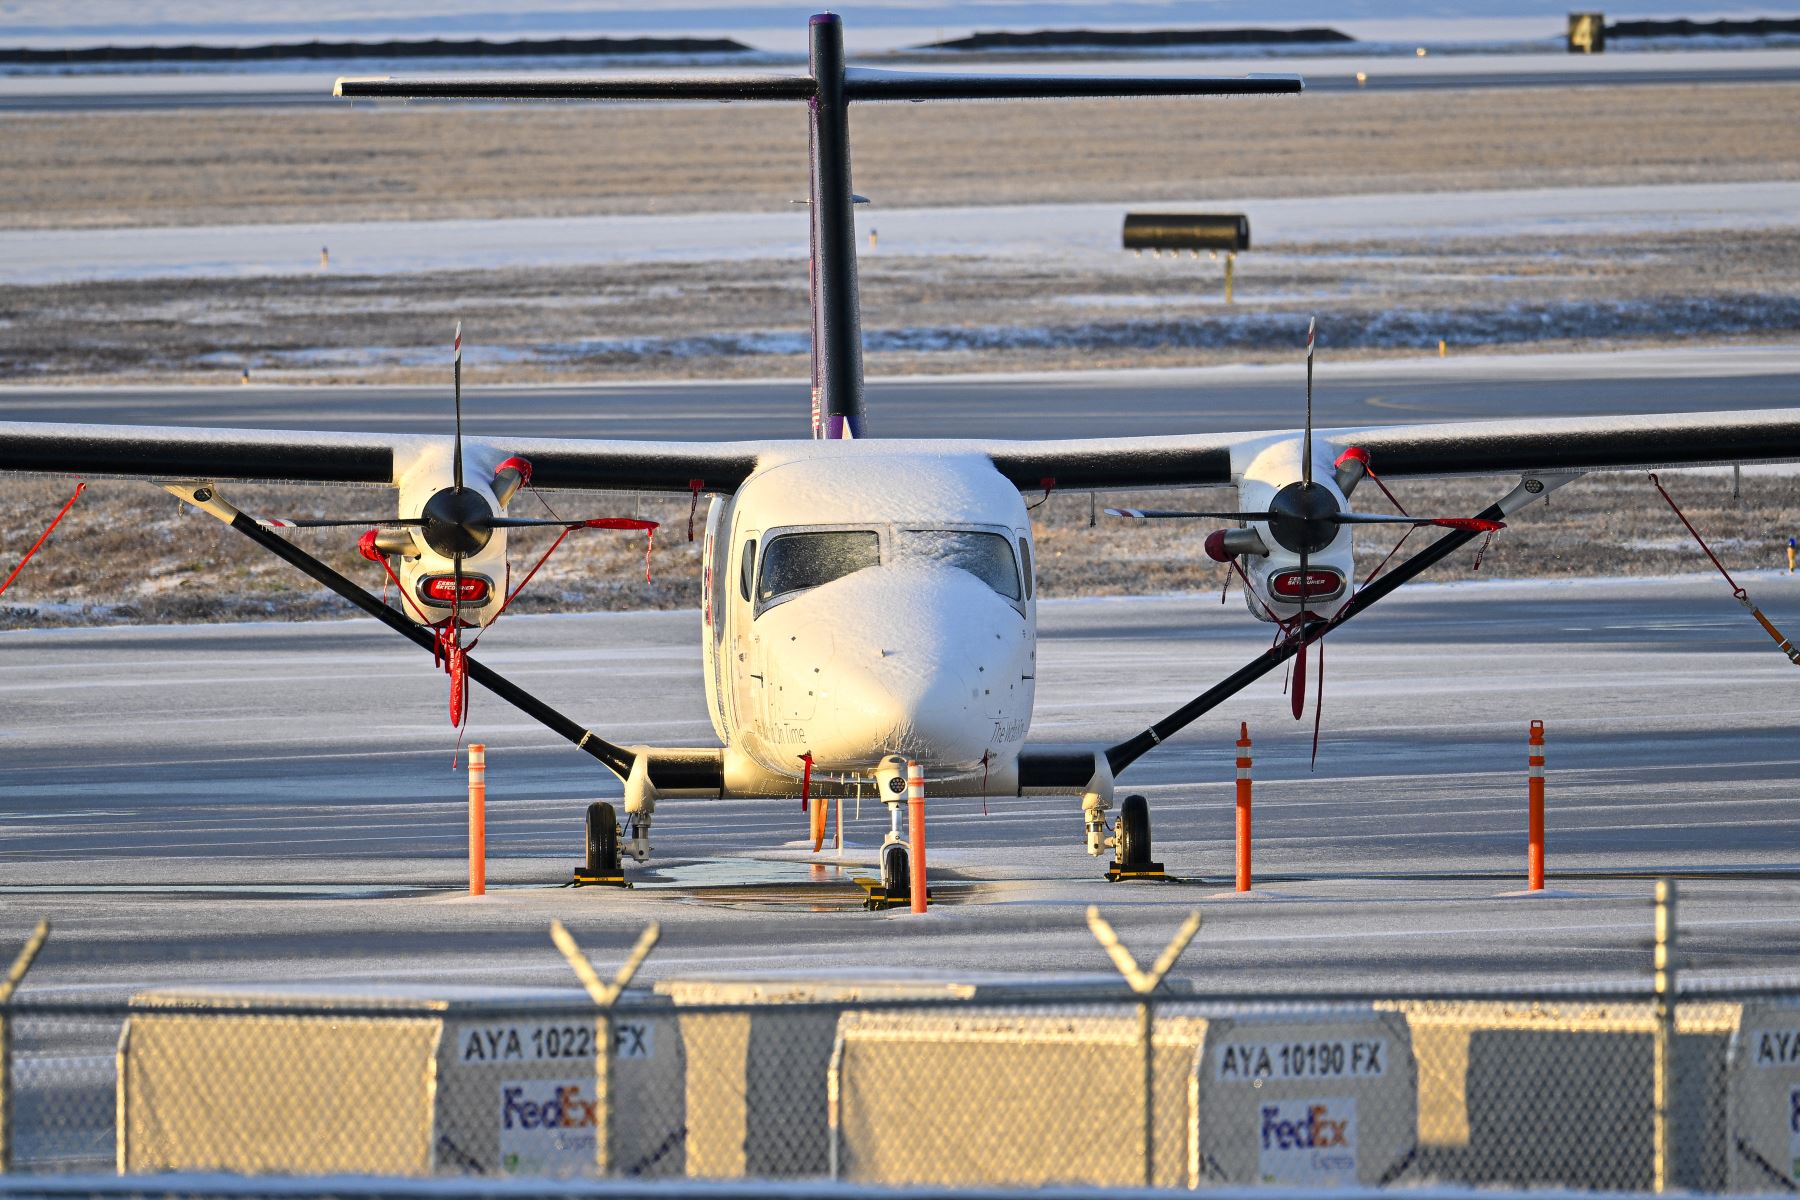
[
  {"left": 569, "top": 801, "right": 629, "bottom": 888},
  {"left": 1104, "top": 794, "right": 1170, "bottom": 883}
]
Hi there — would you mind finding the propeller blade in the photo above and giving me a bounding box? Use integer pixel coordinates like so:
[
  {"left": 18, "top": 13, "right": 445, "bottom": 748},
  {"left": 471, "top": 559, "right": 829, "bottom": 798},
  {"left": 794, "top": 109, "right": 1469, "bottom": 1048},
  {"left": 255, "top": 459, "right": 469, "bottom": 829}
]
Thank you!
[
  {"left": 1303, "top": 317, "right": 1315, "bottom": 488},
  {"left": 1292, "top": 544, "right": 1308, "bottom": 719},
  {"left": 483, "top": 517, "right": 662, "bottom": 530},
  {"left": 259, "top": 517, "right": 426, "bottom": 529},
  {"left": 1330, "top": 513, "right": 1505, "bottom": 531},
  {"left": 449, "top": 551, "right": 468, "bottom": 726},
  {"left": 453, "top": 321, "right": 464, "bottom": 494},
  {"left": 1106, "top": 508, "right": 1275, "bottom": 522}
]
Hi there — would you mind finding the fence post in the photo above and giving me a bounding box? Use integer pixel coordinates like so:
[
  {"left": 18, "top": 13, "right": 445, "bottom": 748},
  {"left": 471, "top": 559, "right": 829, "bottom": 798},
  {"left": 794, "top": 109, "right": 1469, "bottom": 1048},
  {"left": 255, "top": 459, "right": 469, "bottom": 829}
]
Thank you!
[
  {"left": 468, "top": 744, "right": 487, "bottom": 896},
  {"left": 550, "top": 920, "right": 661, "bottom": 1178},
  {"left": 1528, "top": 721, "right": 1545, "bottom": 891},
  {"left": 1086, "top": 907, "right": 1202, "bottom": 1188},
  {"left": 1652, "top": 878, "right": 1678, "bottom": 1192},
  {"left": 1236, "top": 722, "right": 1253, "bottom": 892},
  {"left": 0, "top": 920, "right": 50, "bottom": 1174}
]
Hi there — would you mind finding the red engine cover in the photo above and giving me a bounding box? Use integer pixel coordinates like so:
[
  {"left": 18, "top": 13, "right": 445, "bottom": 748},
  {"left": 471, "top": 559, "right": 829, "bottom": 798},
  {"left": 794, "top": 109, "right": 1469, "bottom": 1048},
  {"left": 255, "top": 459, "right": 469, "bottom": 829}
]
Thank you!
[
  {"left": 418, "top": 574, "right": 492, "bottom": 606},
  {"left": 1269, "top": 568, "right": 1345, "bottom": 601}
]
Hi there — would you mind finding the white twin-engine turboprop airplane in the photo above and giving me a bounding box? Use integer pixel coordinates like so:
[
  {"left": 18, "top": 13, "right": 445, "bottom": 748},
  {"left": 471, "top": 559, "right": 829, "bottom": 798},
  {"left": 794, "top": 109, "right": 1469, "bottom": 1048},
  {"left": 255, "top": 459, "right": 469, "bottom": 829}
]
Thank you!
[{"left": 5, "top": 13, "right": 1799, "bottom": 895}]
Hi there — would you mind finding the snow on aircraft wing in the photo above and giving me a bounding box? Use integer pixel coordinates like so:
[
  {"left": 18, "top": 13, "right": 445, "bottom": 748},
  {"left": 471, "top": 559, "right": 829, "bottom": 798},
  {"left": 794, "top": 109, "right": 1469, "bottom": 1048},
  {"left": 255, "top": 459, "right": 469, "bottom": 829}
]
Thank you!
[{"left": 981, "top": 407, "right": 1800, "bottom": 490}]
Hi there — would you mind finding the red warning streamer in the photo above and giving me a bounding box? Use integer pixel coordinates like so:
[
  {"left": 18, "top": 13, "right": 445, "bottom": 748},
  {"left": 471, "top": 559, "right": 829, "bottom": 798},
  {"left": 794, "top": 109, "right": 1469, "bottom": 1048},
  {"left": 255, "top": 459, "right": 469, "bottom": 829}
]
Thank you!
[{"left": 0, "top": 481, "right": 85, "bottom": 598}]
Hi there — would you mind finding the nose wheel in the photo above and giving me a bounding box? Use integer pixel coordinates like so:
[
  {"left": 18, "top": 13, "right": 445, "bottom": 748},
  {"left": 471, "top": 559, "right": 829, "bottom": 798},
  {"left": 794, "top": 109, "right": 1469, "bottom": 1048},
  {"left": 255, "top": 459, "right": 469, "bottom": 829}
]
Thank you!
[
  {"left": 1105, "top": 794, "right": 1169, "bottom": 882},
  {"left": 880, "top": 843, "right": 910, "bottom": 899},
  {"left": 569, "top": 800, "right": 630, "bottom": 887}
]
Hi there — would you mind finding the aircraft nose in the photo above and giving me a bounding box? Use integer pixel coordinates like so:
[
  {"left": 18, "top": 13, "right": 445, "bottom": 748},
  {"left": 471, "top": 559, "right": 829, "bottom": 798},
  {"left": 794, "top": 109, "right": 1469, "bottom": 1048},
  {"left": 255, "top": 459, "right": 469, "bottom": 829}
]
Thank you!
[
  {"left": 817, "top": 653, "right": 988, "bottom": 770},
  {"left": 795, "top": 561, "right": 1024, "bottom": 772}
]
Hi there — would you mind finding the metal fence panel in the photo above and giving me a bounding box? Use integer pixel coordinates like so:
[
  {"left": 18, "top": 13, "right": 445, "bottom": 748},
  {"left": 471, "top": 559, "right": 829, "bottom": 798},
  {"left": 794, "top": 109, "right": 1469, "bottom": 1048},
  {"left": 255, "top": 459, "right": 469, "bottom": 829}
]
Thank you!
[{"left": 5, "top": 983, "right": 1799, "bottom": 1192}]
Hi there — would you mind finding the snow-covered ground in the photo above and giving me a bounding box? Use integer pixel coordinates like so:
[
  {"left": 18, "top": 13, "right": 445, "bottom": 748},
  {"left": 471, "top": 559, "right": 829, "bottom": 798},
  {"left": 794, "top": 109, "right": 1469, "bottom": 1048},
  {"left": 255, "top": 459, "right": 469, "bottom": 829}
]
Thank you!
[{"left": 4, "top": 181, "right": 1794, "bottom": 287}]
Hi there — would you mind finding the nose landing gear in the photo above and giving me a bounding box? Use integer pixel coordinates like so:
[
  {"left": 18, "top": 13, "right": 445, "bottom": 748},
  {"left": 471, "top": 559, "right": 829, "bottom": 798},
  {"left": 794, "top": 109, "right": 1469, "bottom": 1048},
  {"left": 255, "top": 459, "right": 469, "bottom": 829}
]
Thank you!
[
  {"left": 1104, "top": 793, "right": 1170, "bottom": 882},
  {"left": 852, "top": 760, "right": 932, "bottom": 910}
]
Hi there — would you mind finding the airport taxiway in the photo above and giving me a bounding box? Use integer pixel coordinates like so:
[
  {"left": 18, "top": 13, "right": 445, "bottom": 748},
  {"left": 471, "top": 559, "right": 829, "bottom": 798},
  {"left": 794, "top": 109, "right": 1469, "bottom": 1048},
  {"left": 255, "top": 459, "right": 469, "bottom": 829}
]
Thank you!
[
  {"left": 4, "top": 575, "right": 1798, "bottom": 996},
  {"left": 5, "top": 181, "right": 1794, "bottom": 285},
  {"left": 3, "top": 347, "right": 1798, "bottom": 440}
]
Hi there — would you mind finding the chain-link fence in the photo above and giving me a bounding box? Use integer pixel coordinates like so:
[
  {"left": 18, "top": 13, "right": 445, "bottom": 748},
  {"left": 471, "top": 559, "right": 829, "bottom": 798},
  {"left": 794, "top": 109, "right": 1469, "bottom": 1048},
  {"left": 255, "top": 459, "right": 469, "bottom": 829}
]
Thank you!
[{"left": 5, "top": 979, "right": 1800, "bottom": 1192}]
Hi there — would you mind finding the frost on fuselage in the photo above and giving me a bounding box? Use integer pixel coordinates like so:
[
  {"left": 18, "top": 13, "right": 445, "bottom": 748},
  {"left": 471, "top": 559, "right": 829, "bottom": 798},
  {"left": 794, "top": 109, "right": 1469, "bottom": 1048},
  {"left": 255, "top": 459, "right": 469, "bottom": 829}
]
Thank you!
[{"left": 707, "top": 449, "right": 1039, "bottom": 780}]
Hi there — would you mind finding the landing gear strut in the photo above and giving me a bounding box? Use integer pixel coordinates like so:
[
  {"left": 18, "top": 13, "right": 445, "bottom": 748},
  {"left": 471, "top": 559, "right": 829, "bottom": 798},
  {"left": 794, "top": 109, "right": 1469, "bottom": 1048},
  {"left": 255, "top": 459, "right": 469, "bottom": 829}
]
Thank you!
[
  {"left": 1105, "top": 794, "right": 1169, "bottom": 882},
  {"left": 570, "top": 801, "right": 629, "bottom": 887},
  {"left": 852, "top": 768, "right": 930, "bottom": 910}
]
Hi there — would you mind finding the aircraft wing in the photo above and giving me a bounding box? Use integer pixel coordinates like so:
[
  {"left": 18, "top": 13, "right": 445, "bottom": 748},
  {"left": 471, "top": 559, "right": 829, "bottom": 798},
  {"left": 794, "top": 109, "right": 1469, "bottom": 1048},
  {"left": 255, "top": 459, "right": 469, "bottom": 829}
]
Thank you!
[
  {"left": 981, "top": 407, "right": 1800, "bottom": 489},
  {"left": 3, "top": 407, "right": 1796, "bottom": 494},
  {"left": 0, "top": 422, "right": 762, "bottom": 493}
]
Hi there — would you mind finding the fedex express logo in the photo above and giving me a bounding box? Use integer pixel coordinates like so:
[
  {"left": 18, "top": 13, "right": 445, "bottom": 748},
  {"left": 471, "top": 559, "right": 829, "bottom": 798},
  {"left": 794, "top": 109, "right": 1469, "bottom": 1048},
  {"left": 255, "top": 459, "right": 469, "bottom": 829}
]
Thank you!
[
  {"left": 1258, "top": 1098, "right": 1357, "bottom": 1185},
  {"left": 503, "top": 1082, "right": 597, "bottom": 1132},
  {"left": 1790, "top": 1085, "right": 1799, "bottom": 1181},
  {"left": 498, "top": 1079, "right": 598, "bottom": 1173},
  {"left": 1263, "top": 1102, "right": 1351, "bottom": 1153}
]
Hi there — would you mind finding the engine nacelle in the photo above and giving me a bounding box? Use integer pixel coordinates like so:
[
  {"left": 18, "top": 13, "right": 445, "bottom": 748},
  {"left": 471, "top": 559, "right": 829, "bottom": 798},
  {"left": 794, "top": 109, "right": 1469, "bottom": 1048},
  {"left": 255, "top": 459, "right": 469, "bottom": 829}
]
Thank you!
[
  {"left": 1233, "top": 436, "right": 1357, "bottom": 625},
  {"left": 385, "top": 446, "right": 532, "bottom": 628}
]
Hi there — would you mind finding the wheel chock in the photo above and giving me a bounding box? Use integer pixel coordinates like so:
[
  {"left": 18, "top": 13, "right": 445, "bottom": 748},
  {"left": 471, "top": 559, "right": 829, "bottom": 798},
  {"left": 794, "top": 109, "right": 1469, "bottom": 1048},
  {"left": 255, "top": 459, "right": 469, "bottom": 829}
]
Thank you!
[
  {"left": 853, "top": 876, "right": 931, "bottom": 911},
  {"left": 1105, "top": 860, "right": 1175, "bottom": 883},
  {"left": 567, "top": 867, "right": 632, "bottom": 888}
]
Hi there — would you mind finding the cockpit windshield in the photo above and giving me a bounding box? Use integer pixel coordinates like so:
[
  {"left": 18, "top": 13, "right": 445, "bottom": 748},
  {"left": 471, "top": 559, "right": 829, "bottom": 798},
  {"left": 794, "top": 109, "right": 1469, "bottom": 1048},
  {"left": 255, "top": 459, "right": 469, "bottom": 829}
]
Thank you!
[
  {"left": 757, "top": 530, "right": 880, "bottom": 606},
  {"left": 895, "top": 529, "right": 1022, "bottom": 600}
]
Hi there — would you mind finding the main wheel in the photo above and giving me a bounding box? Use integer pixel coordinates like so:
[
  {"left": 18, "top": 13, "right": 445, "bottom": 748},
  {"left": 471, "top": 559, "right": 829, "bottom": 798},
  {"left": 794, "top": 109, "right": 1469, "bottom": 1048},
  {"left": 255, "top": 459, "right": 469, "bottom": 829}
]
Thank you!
[
  {"left": 585, "top": 801, "right": 621, "bottom": 874},
  {"left": 1115, "top": 794, "right": 1152, "bottom": 868},
  {"left": 880, "top": 842, "right": 910, "bottom": 899}
]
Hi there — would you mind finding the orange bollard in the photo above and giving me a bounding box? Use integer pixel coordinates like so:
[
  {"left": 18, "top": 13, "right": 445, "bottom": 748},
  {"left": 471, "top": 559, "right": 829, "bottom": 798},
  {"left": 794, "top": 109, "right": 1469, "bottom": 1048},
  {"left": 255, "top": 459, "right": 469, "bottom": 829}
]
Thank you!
[
  {"left": 1527, "top": 721, "right": 1545, "bottom": 891},
  {"left": 1236, "top": 722, "right": 1253, "bottom": 892},
  {"left": 468, "top": 743, "right": 487, "bottom": 896},
  {"left": 906, "top": 759, "right": 927, "bottom": 913}
]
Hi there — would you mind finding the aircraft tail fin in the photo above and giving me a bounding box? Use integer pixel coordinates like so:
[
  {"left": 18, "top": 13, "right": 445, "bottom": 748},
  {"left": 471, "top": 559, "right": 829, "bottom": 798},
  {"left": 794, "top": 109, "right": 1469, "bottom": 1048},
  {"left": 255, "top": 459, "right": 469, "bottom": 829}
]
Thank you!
[{"left": 337, "top": 21, "right": 1302, "bottom": 444}]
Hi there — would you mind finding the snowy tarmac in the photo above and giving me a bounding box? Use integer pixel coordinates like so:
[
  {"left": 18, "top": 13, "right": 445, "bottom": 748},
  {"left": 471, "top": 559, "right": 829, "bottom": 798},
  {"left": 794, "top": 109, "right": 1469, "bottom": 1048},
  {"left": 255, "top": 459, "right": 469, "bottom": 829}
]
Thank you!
[
  {"left": 5, "top": 181, "right": 1795, "bottom": 286},
  {"left": 4, "top": 574, "right": 1798, "bottom": 996}
]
